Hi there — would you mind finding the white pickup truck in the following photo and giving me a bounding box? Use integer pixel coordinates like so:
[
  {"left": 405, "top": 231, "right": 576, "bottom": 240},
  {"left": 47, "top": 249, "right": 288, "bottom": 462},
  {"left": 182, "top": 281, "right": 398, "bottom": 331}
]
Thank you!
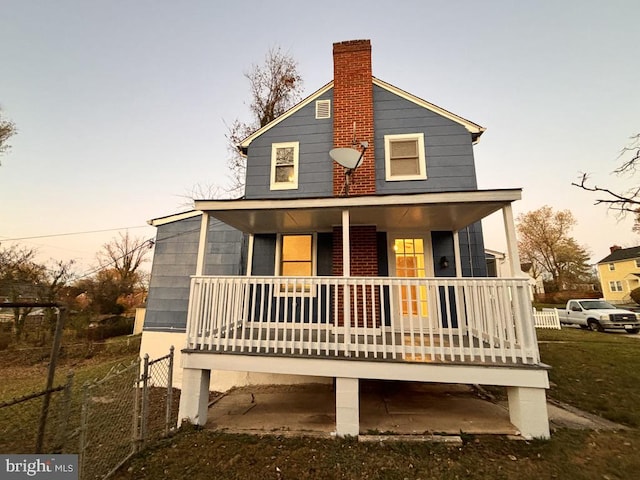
[{"left": 558, "top": 299, "right": 640, "bottom": 333}]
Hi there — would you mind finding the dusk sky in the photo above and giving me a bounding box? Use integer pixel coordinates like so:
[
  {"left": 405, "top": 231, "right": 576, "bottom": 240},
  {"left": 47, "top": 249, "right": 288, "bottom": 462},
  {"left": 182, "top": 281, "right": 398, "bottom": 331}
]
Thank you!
[{"left": 1, "top": 0, "right": 639, "bottom": 274}]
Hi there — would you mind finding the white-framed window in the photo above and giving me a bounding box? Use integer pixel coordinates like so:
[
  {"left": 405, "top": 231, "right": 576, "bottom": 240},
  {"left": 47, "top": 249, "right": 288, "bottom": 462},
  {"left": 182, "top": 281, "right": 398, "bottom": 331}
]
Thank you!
[
  {"left": 635, "top": 259, "right": 640, "bottom": 268},
  {"left": 609, "top": 280, "right": 623, "bottom": 292},
  {"left": 275, "top": 233, "right": 316, "bottom": 294},
  {"left": 315, "top": 100, "right": 331, "bottom": 119},
  {"left": 608, "top": 263, "right": 615, "bottom": 271},
  {"left": 384, "top": 133, "right": 426, "bottom": 181},
  {"left": 270, "top": 142, "right": 299, "bottom": 190}
]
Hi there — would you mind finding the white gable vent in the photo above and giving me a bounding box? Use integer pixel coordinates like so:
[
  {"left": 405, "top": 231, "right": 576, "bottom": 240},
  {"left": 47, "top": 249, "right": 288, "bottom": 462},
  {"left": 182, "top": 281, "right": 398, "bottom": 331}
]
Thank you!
[{"left": 315, "top": 99, "right": 331, "bottom": 119}]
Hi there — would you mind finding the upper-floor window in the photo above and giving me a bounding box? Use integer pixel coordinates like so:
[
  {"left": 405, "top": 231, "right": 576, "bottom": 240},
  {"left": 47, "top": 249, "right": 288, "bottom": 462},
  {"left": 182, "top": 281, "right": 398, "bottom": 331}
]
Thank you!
[
  {"left": 635, "top": 259, "right": 640, "bottom": 268},
  {"left": 270, "top": 142, "right": 299, "bottom": 190},
  {"left": 610, "top": 280, "right": 623, "bottom": 292},
  {"left": 384, "top": 133, "right": 426, "bottom": 181},
  {"left": 608, "top": 263, "right": 615, "bottom": 271}
]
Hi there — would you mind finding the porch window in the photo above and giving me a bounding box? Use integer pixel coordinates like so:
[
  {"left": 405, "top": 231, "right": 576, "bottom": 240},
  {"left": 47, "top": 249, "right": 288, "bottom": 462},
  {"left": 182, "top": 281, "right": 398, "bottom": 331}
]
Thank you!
[
  {"left": 384, "top": 133, "right": 426, "bottom": 181},
  {"left": 609, "top": 280, "right": 623, "bottom": 292},
  {"left": 270, "top": 142, "right": 299, "bottom": 190},
  {"left": 277, "top": 234, "right": 315, "bottom": 292}
]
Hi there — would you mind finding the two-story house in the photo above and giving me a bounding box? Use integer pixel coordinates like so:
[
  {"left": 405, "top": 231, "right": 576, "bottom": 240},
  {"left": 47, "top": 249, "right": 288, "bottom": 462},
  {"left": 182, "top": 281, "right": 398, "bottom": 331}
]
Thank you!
[
  {"left": 140, "top": 40, "right": 550, "bottom": 439},
  {"left": 597, "top": 245, "right": 640, "bottom": 304}
]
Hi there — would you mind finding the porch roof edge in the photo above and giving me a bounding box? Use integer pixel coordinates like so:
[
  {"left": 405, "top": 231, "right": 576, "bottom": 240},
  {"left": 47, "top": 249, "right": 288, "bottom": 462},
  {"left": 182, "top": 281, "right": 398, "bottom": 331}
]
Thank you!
[
  {"left": 193, "top": 189, "right": 522, "bottom": 234},
  {"left": 194, "top": 188, "right": 522, "bottom": 212}
]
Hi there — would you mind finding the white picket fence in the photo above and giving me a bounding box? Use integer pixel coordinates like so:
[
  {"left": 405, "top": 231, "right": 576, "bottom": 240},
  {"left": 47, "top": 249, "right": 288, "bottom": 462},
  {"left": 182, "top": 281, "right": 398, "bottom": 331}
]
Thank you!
[{"left": 533, "top": 308, "right": 561, "bottom": 329}]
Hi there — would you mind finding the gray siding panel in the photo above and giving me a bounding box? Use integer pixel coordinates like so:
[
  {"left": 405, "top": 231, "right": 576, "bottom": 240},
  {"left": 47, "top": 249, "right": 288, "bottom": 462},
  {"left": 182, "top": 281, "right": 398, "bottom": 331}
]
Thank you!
[
  {"left": 252, "top": 234, "right": 277, "bottom": 275},
  {"left": 144, "top": 216, "right": 243, "bottom": 331},
  {"left": 373, "top": 85, "right": 479, "bottom": 195},
  {"left": 431, "top": 224, "right": 487, "bottom": 278},
  {"left": 245, "top": 91, "right": 334, "bottom": 199}
]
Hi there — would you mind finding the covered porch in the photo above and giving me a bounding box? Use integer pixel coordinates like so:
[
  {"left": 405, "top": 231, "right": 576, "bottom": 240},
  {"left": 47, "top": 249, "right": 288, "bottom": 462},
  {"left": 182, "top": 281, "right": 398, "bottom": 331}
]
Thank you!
[{"left": 178, "top": 189, "right": 550, "bottom": 439}]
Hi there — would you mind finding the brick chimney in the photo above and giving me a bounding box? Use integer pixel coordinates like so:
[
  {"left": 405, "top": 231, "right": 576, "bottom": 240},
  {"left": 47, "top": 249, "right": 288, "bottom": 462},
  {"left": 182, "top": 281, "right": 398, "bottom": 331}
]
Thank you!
[
  {"left": 332, "top": 39, "right": 375, "bottom": 196},
  {"left": 610, "top": 245, "right": 622, "bottom": 253},
  {"left": 331, "top": 41, "right": 379, "bottom": 327}
]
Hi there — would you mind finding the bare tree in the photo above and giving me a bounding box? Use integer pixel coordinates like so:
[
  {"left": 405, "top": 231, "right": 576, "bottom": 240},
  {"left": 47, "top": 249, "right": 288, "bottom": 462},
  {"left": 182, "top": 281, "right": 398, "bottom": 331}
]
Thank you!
[
  {"left": 517, "top": 206, "right": 591, "bottom": 291},
  {"left": 97, "top": 232, "right": 152, "bottom": 295},
  {"left": 573, "top": 133, "right": 640, "bottom": 222},
  {"left": 0, "top": 244, "right": 74, "bottom": 339},
  {"left": 180, "top": 47, "right": 303, "bottom": 206},
  {"left": 226, "top": 46, "right": 304, "bottom": 196},
  {"left": 0, "top": 107, "right": 17, "bottom": 164}
]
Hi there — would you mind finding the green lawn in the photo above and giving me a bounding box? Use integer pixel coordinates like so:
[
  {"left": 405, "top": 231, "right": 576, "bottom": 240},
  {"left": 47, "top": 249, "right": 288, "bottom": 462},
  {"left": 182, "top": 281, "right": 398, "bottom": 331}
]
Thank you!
[{"left": 0, "top": 335, "right": 141, "bottom": 454}]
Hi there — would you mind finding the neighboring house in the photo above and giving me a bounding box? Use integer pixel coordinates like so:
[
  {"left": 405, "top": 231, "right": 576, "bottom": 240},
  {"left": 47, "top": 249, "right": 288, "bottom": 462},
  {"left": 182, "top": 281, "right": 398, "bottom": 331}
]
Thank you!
[
  {"left": 140, "top": 40, "right": 549, "bottom": 439},
  {"left": 596, "top": 245, "right": 640, "bottom": 304},
  {"left": 485, "top": 250, "right": 544, "bottom": 297}
]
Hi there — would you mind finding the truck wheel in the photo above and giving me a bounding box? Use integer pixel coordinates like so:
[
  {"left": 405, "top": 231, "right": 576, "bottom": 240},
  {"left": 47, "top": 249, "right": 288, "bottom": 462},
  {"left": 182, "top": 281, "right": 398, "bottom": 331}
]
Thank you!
[
  {"left": 588, "top": 320, "right": 604, "bottom": 332},
  {"left": 625, "top": 328, "right": 640, "bottom": 334}
]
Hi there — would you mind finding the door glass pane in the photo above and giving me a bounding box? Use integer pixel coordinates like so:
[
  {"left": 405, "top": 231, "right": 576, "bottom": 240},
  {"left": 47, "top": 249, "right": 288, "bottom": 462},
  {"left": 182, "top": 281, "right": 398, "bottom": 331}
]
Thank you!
[{"left": 394, "top": 238, "right": 428, "bottom": 316}]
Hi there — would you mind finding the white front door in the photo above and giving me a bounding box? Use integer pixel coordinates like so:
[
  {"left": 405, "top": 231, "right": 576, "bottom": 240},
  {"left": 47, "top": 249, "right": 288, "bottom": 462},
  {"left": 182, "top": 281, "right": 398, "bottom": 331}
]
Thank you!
[{"left": 388, "top": 235, "right": 434, "bottom": 331}]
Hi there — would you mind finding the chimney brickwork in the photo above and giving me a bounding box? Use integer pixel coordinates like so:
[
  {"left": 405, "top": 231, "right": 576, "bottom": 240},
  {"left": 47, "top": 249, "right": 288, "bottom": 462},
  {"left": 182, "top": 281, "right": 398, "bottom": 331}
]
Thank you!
[
  {"left": 331, "top": 40, "right": 379, "bottom": 326},
  {"left": 332, "top": 40, "right": 375, "bottom": 196}
]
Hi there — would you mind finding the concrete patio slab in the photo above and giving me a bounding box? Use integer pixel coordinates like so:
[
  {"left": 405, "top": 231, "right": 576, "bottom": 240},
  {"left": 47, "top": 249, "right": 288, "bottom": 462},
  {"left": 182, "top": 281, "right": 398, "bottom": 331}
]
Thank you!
[{"left": 205, "top": 380, "right": 626, "bottom": 438}]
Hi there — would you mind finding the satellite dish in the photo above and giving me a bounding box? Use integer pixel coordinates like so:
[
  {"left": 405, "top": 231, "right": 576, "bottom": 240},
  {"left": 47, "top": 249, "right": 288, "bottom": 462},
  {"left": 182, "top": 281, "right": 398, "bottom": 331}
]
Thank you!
[
  {"left": 329, "top": 148, "right": 362, "bottom": 170},
  {"left": 329, "top": 141, "right": 368, "bottom": 196}
]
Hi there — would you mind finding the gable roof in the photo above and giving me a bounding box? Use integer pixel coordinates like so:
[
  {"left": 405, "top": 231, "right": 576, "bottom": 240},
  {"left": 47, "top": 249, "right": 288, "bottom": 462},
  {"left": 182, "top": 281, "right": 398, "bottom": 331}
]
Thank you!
[
  {"left": 372, "top": 77, "right": 485, "bottom": 142},
  {"left": 598, "top": 246, "right": 640, "bottom": 264},
  {"left": 238, "top": 77, "right": 485, "bottom": 153},
  {"left": 148, "top": 210, "right": 201, "bottom": 227},
  {"left": 238, "top": 81, "right": 333, "bottom": 154}
]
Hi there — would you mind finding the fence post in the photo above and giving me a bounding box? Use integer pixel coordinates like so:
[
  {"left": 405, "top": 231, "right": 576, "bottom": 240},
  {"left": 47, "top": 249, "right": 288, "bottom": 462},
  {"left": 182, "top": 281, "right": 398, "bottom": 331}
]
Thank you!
[
  {"left": 78, "top": 381, "right": 90, "bottom": 480},
  {"left": 54, "top": 370, "right": 74, "bottom": 453},
  {"left": 140, "top": 354, "right": 150, "bottom": 446},
  {"left": 165, "top": 346, "right": 174, "bottom": 437},
  {"left": 36, "top": 307, "right": 66, "bottom": 453},
  {"left": 132, "top": 357, "right": 142, "bottom": 454}
]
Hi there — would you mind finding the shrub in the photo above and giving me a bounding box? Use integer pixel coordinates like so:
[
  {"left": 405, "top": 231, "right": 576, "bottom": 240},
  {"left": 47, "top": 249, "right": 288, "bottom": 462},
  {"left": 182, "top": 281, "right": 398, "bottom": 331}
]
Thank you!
[
  {"left": 630, "top": 287, "right": 640, "bottom": 305},
  {"left": 87, "top": 316, "right": 134, "bottom": 341},
  {"left": 534, "top": 290, "right": 601, "bottom": 305},
  {"left": 0, "top": 332, "right": 11, "bottom": 351}
]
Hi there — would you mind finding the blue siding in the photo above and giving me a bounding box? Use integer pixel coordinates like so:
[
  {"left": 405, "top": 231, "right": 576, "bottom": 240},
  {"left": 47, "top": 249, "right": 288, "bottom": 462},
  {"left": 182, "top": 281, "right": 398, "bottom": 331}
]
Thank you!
[
  {"left": 431, "top": 224, "right": 487, "bottom": 278},
  {"left": 244, "top": 91, "right": 334, "bottom": 199},
  {"left": 144, "top": 215, "right": 243, "bottom": 332},
  {"left": 373, "top": 85, "right": 479, "bottom": 194}
]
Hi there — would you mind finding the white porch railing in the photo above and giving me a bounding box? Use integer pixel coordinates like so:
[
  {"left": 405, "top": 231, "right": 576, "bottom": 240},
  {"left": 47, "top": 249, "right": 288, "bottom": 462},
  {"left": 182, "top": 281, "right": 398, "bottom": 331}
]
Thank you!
[{"left": 185, "top": 276, "right": 540, "bottom": 365}]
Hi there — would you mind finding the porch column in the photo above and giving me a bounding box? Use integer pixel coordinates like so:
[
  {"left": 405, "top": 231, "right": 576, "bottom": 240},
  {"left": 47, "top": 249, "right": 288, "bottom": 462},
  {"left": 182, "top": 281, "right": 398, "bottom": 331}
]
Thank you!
[
  {"left": 335, "top": 377, "right": 359, "bottom": 437},
  {"left": 195, "top": 212, "right": 210, "bottom": 276},
  {"left": 246, "top": 233, "right": 254, "bottom": 276},
  {"left": 342, "top": 209, "right": 350, "bottom": 276},
  {"left": 453, "top": 230, "right": 462, "bottom": 277},
  {"left": 342, "top": 210, "right": 351, "bottom": 349},
  {"left": 502, "top": 204, "right": 521, "bottom": 276},
  {"left": 507, "top": 386, "right": 550, "bottom": 439},
  {"left": 178, "top": 368, "right": 211, "bottom": 426}
]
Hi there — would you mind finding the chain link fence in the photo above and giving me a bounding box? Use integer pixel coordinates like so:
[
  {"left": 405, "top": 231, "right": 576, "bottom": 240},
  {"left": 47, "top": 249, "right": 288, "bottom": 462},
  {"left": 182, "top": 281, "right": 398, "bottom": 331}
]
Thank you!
[
  {"left": 78, "top": 347, "right": 177, "bottom": 480},
  {"left": 0, "top": 372, "right": 74, "bottom": 454},
  {"left": 0, "top": 347, "right": 177, "bottom": 480}
]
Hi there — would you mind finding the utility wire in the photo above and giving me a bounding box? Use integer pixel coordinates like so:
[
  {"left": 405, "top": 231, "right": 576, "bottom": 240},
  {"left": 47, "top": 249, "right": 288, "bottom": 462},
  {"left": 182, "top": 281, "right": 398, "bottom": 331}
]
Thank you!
[
  {"left": 72, "top": 218, "right": 225, "bottom": 280},
  {"left": 0, "top": 225, "right": 150, "bottom": 242}
]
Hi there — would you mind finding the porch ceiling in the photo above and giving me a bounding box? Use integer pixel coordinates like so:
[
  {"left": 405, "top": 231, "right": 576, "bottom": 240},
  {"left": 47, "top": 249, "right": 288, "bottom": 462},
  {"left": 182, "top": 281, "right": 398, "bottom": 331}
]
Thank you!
[{"left": 195, "top": 189, "right": 522, "bottom": 234}]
